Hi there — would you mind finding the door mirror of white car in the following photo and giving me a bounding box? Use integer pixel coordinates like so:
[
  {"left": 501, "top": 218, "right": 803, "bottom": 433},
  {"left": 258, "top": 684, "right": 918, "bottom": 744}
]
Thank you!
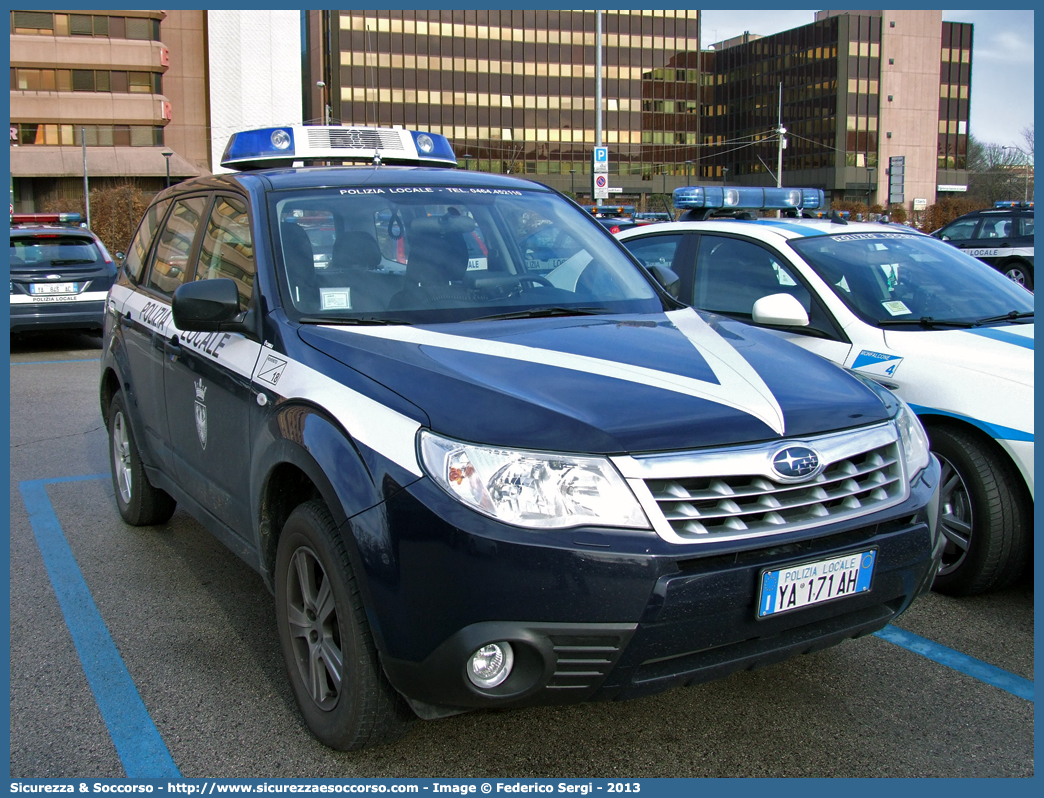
[{"left": 752, "top": 293, "right": 810, "bottom": 327}]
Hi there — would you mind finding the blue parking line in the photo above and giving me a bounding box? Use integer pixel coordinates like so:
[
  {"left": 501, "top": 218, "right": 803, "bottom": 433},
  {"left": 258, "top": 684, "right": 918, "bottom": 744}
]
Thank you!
[
  {"left": 874, "top": 625, "right": 1034, "bottom": 701},
  {"left": 11, "top": 358, "right": 102, "bottom": 366},
  {"left": 18, "top": 475, "right": 181, "bottom": 778}
]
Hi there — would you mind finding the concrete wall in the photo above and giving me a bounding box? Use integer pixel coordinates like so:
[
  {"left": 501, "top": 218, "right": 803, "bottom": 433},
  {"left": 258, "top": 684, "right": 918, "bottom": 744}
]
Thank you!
[
  {"left": 206, "top": 10, "right": 303, "bottom": 173},
  {"left": 878, "top": 10, "right": 944, "bottom": 210},
  {"left": 161, "top": 10, "right": 211, "bottom": 173}
]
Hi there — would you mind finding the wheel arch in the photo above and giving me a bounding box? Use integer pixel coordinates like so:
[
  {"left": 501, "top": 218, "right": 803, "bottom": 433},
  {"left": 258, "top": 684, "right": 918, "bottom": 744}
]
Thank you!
[
  {"left": 99, "top": 366, "right": 122, "bottom": 429},
  {"left": 252, "top": 402, "right": 389, "bottom": 592},
  {"left": 917, "top": 412, "right": 1032, "bottom": 509}
]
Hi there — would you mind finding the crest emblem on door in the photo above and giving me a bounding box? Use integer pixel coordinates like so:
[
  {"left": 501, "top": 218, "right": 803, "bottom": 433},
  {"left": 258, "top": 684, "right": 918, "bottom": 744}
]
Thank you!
[{"left": 194, "top": 378, "right": 208, "bottom": 450}]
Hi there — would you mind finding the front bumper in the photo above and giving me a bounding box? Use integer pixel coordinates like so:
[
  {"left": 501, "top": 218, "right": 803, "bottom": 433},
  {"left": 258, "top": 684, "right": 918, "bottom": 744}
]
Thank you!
[{"left": 362, "top": 457, "right": 942, "bottom": 715}]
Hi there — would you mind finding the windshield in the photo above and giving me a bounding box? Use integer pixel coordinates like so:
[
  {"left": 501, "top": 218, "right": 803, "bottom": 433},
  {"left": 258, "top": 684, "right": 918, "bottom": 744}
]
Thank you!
[
  {"left": 789, "top": 232, "right": 1034, "bottom": 326},
  {"left": 269, "top": 184, "right": 662, "bottom": 323},
  {"left": 10, "top": 236, "right": 101, "bottom": 267}
]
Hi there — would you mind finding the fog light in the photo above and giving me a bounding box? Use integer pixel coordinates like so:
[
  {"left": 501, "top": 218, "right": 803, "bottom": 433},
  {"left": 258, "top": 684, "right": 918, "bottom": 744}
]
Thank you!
[{"left": 467, "top": 642, "right": 514, "bottom": 689}]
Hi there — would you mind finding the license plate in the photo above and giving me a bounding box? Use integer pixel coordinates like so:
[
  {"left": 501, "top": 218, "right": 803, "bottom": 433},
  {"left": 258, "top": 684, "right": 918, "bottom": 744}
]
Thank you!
[
  {"left": 758, "top": 549, "right": 876, "bottom": 618},
  {"left": 31, "top": 282, "right": 79, "bottom": 295}
]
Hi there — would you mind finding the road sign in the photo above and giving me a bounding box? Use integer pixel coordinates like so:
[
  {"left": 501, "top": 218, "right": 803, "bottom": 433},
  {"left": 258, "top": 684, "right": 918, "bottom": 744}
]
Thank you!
[
  {"left": 888, "top": 155, "right": 905, "bottom": 205},
  {"left": 607, "top": 187, "right": 623, "bottom": 194},
  {"left": 593, "top": 173, "right": 608, "bottom": 199},
  {"left": 593, "top": 146, "right": 608, "bottom": 173}
]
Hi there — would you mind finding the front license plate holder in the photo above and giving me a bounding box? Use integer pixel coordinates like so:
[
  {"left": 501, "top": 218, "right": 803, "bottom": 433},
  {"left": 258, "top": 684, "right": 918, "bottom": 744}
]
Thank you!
[{"left": 758, "top": 549, "right": 876, "bottom": 618}]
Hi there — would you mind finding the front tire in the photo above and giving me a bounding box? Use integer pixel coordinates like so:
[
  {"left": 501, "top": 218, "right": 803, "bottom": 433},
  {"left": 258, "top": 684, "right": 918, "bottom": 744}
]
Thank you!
[
  {"left": 107, "top": 391, "right": 176, "bottom": 526},
  {"left": 929, "top": 426, "right": 1028, "bottom": 596},
  {"left": 275, "top": 500, "right": 414, "bottom": 750}
]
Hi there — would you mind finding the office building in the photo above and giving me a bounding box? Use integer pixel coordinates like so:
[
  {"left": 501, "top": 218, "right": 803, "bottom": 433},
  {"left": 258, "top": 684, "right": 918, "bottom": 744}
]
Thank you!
[
  {"left": 699, "top": 10, "right": 972, "bottom": 211},
  {"left": 304, "top": 10, "right": 703, "bottom": 200},
  {"left": 9, "top": 10, "right": 301, "bottom": 211}
]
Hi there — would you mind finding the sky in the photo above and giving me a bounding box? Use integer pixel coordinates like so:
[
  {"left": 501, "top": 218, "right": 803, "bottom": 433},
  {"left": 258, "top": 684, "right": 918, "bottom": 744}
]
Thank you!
[{"left": 700, "top": 9, "right": 1034, "bottom": 150}]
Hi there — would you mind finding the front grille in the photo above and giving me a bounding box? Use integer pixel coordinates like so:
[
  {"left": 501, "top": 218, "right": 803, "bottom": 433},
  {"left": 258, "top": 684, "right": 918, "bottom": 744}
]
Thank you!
[
  {"left": 623, "top": 423, "right": 908, "bottom": 544},
  {"left": 307, "top": 128, "right": 405, "bottom": 151}
]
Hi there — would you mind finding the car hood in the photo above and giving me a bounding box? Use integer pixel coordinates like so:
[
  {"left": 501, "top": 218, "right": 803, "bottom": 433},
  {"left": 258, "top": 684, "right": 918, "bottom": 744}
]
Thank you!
[
  {"left": 883, "top": 324, "right": 1034, "bottom": 387},
  {"left": 299, "top": 308, "right": 892, "bottom": 454}
]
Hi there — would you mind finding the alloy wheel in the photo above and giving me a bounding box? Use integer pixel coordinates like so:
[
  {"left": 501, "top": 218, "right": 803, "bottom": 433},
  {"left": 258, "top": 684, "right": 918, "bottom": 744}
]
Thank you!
[
  {"left": 285, "top": 546, "right": 344, "bottom": 710},
  {"left": 935, "top": 453, "right": 973, "bottom": 576},
  {"left": 112, "top": 411, "right": 134, "bottom": 504}
]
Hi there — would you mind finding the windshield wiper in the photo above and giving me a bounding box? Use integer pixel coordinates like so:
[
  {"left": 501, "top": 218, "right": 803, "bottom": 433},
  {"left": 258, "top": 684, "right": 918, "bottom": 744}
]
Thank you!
[
  {"left": 876, "top": 316, "right": 977, "bottom": 329},
  {"left": 298, "top": 315, "right": 411, "bottom": 326},
  {"left": 972, "top": 310, "right": 1034, "bottom": 325},
  {"left": 466, "top": 306, "right": 610, "bottom": 322}
]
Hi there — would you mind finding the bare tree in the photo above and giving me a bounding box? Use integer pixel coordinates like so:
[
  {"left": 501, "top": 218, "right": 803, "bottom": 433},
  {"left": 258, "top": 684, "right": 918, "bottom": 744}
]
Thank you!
[{"left": 966, "top": 137, "right": 1027, "bottom": 205}]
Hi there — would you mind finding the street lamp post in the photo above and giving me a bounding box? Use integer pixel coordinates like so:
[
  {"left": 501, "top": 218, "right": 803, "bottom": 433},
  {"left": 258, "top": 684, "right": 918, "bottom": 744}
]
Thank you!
[
  {"left": 316, "top": 81, "right": 327, "bottom": 125},
  {"left": 722, "top": 166, "right": 728, "bottom": 188},
  {"left": 162, "top": 150, "right": 173, "bottom": 189},
  {"left": 463, "top": 154, "right": 472, "bottom": 170},
  {"left": 685, "top": 160, "right": 692, "bottom": 186},
  {"left": 866, "top": 165, "right": 876, "bottom": 213},
  {"left": 569, "top": 169, "right": 577, "bottom": 196}
]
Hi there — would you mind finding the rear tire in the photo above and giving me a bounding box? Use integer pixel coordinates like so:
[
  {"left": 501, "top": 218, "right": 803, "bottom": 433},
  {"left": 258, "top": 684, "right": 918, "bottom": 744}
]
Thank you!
[
  {"left": 1001, "top": 260, "right": 1033, "bottom": 291},
  {"left": 275, "top": 500, "right": 414, "bottom": 750},
  {"left": 928, "top": 426, "right": 1028, "bottom": 596},
  {"left": 107, "top": 391, "right": 176, "bottom": 526}
]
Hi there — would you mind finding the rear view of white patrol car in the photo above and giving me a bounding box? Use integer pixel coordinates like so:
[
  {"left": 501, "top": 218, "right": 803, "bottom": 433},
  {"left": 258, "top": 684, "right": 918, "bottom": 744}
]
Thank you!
[{"left": 100, "top": 126, "right": 943, "bottom": 751}]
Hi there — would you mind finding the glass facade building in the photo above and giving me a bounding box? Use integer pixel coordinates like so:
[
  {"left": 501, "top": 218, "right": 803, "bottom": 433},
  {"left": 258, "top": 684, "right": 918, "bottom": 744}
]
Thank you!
[
  {"left": 307, "top": 10, "right": 701, "bottom": 189},
  {"left": 699, "top": 12, "right": 972, "bottom": 207},
  {"left": 309, "top": 10, "right": 970, "bottom": 209}
]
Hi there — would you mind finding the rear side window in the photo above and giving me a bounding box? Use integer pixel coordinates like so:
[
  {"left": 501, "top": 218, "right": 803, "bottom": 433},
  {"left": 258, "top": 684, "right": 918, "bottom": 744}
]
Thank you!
[
  {"left": 1018, "top": 216, "right": 1034, "bottom": 237},
  {"left": 147, "top": 195, "right": 208, "bottom": 297},
  {"left": 195, "top": 195, "right": 255, "bottom": 308},
  {"left": 123, "top": 198, "right": 171, "bottom": 283},
  {"left": 974, "top": 216, "right": 1014, "bottom": 239}
]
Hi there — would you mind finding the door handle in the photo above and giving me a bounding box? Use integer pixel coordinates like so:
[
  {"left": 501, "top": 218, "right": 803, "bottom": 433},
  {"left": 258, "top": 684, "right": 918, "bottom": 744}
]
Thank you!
[
  {"left": 120, "top": 311, "right": 133, "bottom": 328},
  {"left": 164, "top": 335, "right": 182, "bottom": 361}
]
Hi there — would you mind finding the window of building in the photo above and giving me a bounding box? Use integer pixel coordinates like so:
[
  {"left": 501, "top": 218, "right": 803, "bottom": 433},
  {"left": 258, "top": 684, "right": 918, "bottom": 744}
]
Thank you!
[
  {"left": 10, "top": 11, "right": 160, "bottom": 41},
  {"left": 11, "top": 122, "right": 164, "bottom": 147}
]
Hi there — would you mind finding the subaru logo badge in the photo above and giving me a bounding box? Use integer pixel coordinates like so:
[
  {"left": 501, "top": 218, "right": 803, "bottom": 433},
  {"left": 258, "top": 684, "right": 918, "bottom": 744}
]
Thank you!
[{"left": 771, "top": 445, "right": 821, "bottom": 481}]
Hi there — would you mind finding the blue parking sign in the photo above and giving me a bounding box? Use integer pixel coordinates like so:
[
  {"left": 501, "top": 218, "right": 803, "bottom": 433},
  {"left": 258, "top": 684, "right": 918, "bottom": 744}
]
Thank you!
[{"left": 594, "top": 147, "right": 608, "bottom": 163}]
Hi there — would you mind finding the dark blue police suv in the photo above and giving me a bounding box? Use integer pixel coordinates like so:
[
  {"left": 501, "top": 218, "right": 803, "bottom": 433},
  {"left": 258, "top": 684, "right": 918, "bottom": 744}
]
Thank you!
[{"left": 100, "top": 126, "right": 943, "bottom": 750}]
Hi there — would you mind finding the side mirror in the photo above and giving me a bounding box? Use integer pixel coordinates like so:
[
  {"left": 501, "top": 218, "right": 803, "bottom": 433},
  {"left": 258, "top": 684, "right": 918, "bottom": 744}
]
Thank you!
[
  {"left": 172, "top": 278, "right": 253, "bottom": 334},
  {"left": 752, "top": 293, "right": 810, "bottom": 327},
  {"left": 648, "top": 264, "right": 681, "bottom": 298},
  {"left": 115, "top": 251, "right": 125, "bottom": 262}
]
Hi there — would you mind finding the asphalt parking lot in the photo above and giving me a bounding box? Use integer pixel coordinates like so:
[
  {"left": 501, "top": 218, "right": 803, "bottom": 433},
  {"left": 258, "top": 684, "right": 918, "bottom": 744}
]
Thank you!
[{"left": 8, "top": 332, "right": 1035, "bottom": 779}]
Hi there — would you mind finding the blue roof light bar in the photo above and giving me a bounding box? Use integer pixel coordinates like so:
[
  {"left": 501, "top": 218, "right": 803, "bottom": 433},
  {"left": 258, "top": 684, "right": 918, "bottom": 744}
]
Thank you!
[
  {"left": 673, "top": 186, "right": 825, "bottom": 212},
  {"left": 220, "top": 126, "right": 458, "bottom": 170}
]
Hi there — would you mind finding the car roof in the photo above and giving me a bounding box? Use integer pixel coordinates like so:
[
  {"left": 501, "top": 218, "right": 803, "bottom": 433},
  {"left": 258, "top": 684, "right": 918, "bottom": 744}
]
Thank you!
[
  {"left": 10, "top": 224, "right": 98, "bottom": 239},
  {"left": 615, "top": 217, "right": 928, "bottom": 243},
  {"left": 953, "top": 208, "right": 1033, "bottom": 218},
  {"left": 165, "top": 165, "right": 552, "bottom": 195}
]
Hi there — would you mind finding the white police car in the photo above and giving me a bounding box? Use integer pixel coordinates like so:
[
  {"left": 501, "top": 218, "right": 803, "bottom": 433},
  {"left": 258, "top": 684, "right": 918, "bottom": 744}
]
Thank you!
[
  {"left": 617, "top": 187, "right": 1033, "bottom": 596},
  {"left": 100, "top": 128, "right": 942, "bottom": 750}
]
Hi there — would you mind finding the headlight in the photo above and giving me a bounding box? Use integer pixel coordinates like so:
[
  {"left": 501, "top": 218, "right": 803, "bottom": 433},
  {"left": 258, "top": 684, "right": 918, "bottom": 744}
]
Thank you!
[
  {"left": 894, "top": 398, "right": 931, "bottom": 477},
  {"left": 419, "top": 431, "right": 650, "bottom": 530}
]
